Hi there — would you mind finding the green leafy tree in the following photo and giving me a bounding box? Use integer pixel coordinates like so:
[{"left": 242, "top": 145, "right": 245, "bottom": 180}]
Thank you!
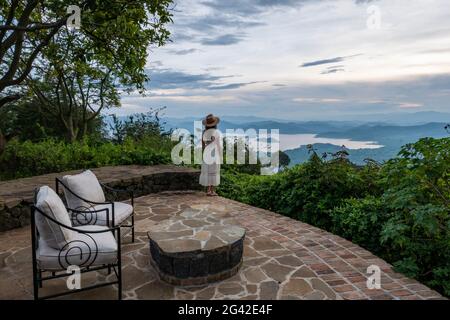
[
  {"left": 0, "top": 0, "right": 173, "bottom": 108},
  {"left": 109, "top": 108, "right": 168, "bottom": 144},
  {"left": 379, "top": 137, "right": 450, "bottom": 295},
  {"left": 0, "top": 0, "right": 173, "bottom": 148},
  {"left": 0, "top": 99, "right": 104, "bottom": 142},
  {"left": 25, "top": 28, "right": 120, "bottom": 142}
]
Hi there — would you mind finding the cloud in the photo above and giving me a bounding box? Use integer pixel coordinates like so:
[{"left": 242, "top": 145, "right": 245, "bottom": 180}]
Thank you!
[
  {"left": 398, "top": 102, "right": 423, "bottom": 109},
  {"left": 184, "top": 14, "right": 264, "bottom": 32},
  {"left": 168, "top": 48, "right": 198, "bottom": 55},
  {"left": 201, "top": 34, "right": 245, "bottom": 46},
  {"left": 126, "top": 0, "right": 450, "bottom": 120},
  {"left": 145, "top": 68, "right": 226, "bottom": 90},
  {"left": 170, "top": 33, "right": 197, "bottom": 43},
  {"left": 148, "top": 60, "right": 163, "bottom": 67},
  {"left": 145, "top": 68, "right": 259, "bottom": 91},
  {"left": 355, "top": 0, "right": 379, "bottom": 3},
  {"left": 201, "top": 0, "right": 314, "bottom": 16},
  {"left": 208, "top": 81, "right": 262, "bottom": 90},
  {"left": 293, "top": 97, "right": 344, "bottom": 103},
  {"left": 300, "top": 54, "right": 362, "bottom": 68},
  {"left": 300, "top": 57, "right": 346, "bottom": 67},
  {"left": 321, "top": 66, "right": 345, "bottom": 74}
]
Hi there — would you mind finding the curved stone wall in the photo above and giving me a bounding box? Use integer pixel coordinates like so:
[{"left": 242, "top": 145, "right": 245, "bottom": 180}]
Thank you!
[{"left": 0, "top": 165, "right": 201, "bottom": 231}]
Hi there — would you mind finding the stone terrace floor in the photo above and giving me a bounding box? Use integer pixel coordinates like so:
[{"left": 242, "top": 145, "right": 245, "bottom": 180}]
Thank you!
[{"left": 0, "top": 191, "right": 444, "bottom": 300}]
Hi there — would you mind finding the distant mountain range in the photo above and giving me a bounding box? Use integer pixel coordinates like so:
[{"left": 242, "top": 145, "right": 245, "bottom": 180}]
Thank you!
[
  {"left": 338, "top": 111, "right": 450, "bottom": 125},
  {"left": 318, "top": 122, "right": 449, "bottom": 144},
  {"left": 164, "top": 111, "right": 450, "bottom": 127},
  {"left": 163, "top": 118, "right": 448, "bottom": 165},
  {"left": 105, "top": 111, "right": 449, "bottom": 166}
]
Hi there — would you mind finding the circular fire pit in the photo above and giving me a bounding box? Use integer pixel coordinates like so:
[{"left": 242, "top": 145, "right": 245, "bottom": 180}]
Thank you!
[{"left": 147, "top": 208, "right": 245, "bottom": 286}]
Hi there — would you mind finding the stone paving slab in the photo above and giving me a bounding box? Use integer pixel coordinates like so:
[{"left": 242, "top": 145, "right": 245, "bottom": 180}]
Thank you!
[{"left": 0, "top": 191, "right": 444, "bottom": 300}]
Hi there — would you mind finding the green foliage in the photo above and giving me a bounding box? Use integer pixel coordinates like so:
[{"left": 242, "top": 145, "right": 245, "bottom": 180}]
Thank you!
[
  {"left": 378, "top": 137, "right": 450, "bottom": 295},
  {"left": 220, "top": 138, "right": 262, "bottom": 175},
  {"left": 0, "top": 1, "right": 174, "bottom": 111},
  {"left": 0, "top": 109, "right": 174, "bottom": 180},
  {"left": 220, "top": 148, "right": 382, "bottom": 229},
  {"left": 109, "top": 109, "right": 169, "bottom": 144},
  {"left": 330, "top": 196, "right": 388, "bottom": 254},
  {"left": 0, "top": 100, "right": 104, "bottom": 142},
  {"left": 0, "top": 136, "right": 171, "bottom": 180},
  {"left": 219, "top": 137, "right": 450, "bottom": 296}
]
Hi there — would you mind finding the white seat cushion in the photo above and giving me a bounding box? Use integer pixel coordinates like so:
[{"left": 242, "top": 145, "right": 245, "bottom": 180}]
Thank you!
[
  {"left": 62, "top": 170, "right": 106, "bottom": 211},
  {"left": 71, "top": 202, "right": 133, "bottom": 227},
  {"left": 35, "top": 186, "right": 74, "bottom": 250},
  {"left": 37, "top": 225, "right": 117, "bottom": 270}
]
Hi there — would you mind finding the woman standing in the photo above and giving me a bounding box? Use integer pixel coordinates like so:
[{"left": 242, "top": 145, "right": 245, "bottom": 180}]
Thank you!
[{"left": 199, "top": 114, "right": 222, "bottom": 196}]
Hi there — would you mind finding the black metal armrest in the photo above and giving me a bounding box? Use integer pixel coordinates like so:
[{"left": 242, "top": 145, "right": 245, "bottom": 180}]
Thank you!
[
  {"left": 100, "top": 183, "right": 133, "bottom": 195},
  {"left": 32, "top": 205, "right": 119, "bottom": 234},
  {"left": 100, "top": 183, "right": 134, "bottom": 206}
]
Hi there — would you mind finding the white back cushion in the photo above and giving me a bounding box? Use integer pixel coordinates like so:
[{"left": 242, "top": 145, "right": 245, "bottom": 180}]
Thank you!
[
  {"left": 35, "top": 186, "right": 73, "bottom": 249},
  {"left": 62, "top": 170, "right": 105, "bottom": 210}
]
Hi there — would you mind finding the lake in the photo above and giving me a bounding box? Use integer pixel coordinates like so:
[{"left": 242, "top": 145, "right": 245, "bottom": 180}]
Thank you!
[
  {"left": 221, "top": 133, "right": 383, "bottom": 152},
  {"left": 278, "top": 134, "right": 384, "bottom": 151}
]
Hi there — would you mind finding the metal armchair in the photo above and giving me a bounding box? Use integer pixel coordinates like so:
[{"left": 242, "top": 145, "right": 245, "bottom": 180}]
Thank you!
[
  {"left": 55, "top": 171, "right": 135, "bottom": 242},
  {"left": 31, "top": 198, "right": 122, "bottom": 300}
]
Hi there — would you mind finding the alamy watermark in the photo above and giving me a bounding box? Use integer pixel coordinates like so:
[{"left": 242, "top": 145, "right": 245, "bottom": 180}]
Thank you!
[
  {"left": 366, "top": 5, "right": 382, "bottom": 30},
  {"left": 366, "top": 265, "right": 381, "bottom": 289},
  {"left": 66, "top": 265, "right": 81, "bottom": 290},
  {"left": 67, "top": 5, "right": 81, "bottom": 30},
  {"left": 171, "top": 122, "right": 280, "bottom": 175}
]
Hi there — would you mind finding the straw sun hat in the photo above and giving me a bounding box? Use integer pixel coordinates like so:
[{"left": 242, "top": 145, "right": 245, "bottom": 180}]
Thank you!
[{"left": 202, "top": 114, "right": 220, "bottom": 128}]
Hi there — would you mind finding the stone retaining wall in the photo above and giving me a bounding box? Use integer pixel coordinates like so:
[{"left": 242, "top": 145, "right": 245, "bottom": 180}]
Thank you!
[
  {"left": 0, "top": 199, "right": 28, "bottom": 232},
  {"left": 105, "top": 171, "right": 201, "bottom": 200},
  {"left": 0, "top": 165, "right": 201, "bottom": 232}
]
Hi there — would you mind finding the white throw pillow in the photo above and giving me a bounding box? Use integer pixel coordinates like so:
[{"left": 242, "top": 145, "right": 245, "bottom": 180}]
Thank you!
[
  {"left": 62, "top": 170, "right": 106, "bottom": 211},
  {"left": 35, "top": 186, "right": 73, "bottom": 249}
]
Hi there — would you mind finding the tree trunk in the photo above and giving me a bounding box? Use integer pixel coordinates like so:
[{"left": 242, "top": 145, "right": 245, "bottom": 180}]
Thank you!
[
  {"left": 78, "top": 120, "right": 88, "bottom": 140},
  {"left": 67, "top": 116, "right": 77, "bottom": 142},
  {"left": 0, "top": 131, "right": 6, "bottom": 156}
]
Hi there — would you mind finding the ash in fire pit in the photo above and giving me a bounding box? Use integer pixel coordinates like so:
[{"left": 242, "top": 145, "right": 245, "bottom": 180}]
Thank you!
[{"left": 147, "top": 206, "right": 246, "bottom": 286}]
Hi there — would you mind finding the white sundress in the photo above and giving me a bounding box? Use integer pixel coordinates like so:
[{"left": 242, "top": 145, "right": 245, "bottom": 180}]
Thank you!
[{"left": 199, "top": 131, "right": 221, "bottom": 187}]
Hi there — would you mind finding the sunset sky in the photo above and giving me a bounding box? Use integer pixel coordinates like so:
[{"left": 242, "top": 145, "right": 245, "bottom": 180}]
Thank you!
[{"left": 118, "top": 0, "right": 450, "bottom": 120}]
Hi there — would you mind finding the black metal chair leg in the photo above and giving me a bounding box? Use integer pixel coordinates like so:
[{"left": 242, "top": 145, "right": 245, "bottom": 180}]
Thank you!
[
  {"left": 131, "top": 213, "right": 135, "bottom": 243},
  {"left": 38, "top": 270, "right": 43, "bottom": 288},
  {"left": 31, "top": 205, "right": 39, "bottom": 300},
  {"left": 117, "top": 229, "right": 122, "bottom": 300}
]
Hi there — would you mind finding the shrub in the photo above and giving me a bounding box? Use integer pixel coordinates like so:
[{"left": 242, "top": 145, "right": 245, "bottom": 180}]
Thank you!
[
  {"left": 0, "top": 137, "right": 171, "bottom": 180},
  {"left": 331, "top": 196, "right": 388, "bottom": 254},
  {"left": 220, "top": 150, "right": 382, "bottom": 230},
  {"left": 378, "top": 137, "right": 450, "bottom": 295},
  {"left": 219, "top": 137, "right": 450, "bottom": 297}
]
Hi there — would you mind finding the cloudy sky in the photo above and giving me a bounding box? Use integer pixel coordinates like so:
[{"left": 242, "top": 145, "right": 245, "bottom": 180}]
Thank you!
[{"left": 118, "top": 0, "right": 450, "bottom": 120}]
